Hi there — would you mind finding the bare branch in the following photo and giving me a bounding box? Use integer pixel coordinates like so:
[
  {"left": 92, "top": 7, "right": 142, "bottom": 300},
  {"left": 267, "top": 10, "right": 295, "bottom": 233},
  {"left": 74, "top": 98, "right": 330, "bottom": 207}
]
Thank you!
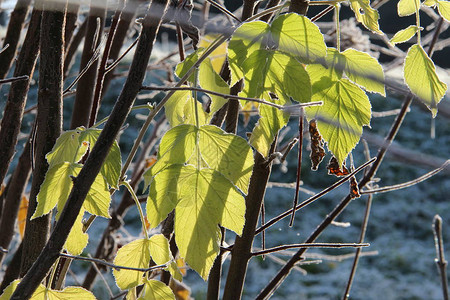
[{"left": 252, "top": 243, "right": 370, "bottom": 257}]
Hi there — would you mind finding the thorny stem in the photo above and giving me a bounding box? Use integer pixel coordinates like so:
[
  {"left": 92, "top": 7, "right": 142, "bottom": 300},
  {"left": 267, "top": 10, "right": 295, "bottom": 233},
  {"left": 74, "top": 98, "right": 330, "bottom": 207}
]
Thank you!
[
  {"left": 121, "top": 181, "right": 148, "bottom": 239},
  {"left": 433, "top": 215, "right": 449, "bottom": 300}
]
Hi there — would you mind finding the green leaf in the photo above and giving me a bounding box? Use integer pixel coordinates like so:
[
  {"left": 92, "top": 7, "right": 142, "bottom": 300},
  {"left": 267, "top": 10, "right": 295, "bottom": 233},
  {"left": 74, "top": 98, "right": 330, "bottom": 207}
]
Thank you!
[
  {"left": 0, "top": 280, "right": 20, "bottom": 300},
  {"left": 175, "top": 49, "right": 201, "bottom": 83},
  {"left": 307, "top": 48, "right": 345, "bottom": 84},
  {"left": 404, "top": 44, "right": 448, "bottom": 117},
  {"left": 144, "top": 125, "right": 197, "bottom": 183},
  {"left": 148, "top": 165, "right": 245, "bottom": 279},
  {"left": 32, "top": 162, "right": 78, "bottom": 219},
  {"left": 390, "top": 25, "right": 421, "bottom": 45},
  {"left": 139, "top": 280, "right": 175, "bottom": 300},
  {"left": 438, "top": 0, "right": 450, "bottom": 21},
  {"left": 198, "top": 58, "right": 229, "bottom": 116},
  {"left": 32, "top": 284, "right": 96, "bottom": 300},
  {"left": 145, "top": 125, "right": 253, "bottom": 193},
  {"left": 398, "top": 0, "right": 420, "bottom": 16},
  {"left": 342, "top": 49, "right": 385, "bottom": 95},
  {"left": 1, "top": 281, "right": 96, "bottom": 300},
  {"left": 349, "top": 0, "right": 382, "bottom": 33},
  {"left": 80, "top": 128, "right": 122, "bottom": 189},
  {"left": 198, "top": 125, "right": 253, "bottom": 193},
  {"left": 33, "top": 162, "right": 111, "bottom": 219},
  {"left": 164, "top": 89, "right": 207, "bottom": 127},
  {"left": 113, "top": 239, "right": 152, "bottom": 290},
  {"left": 241, "top": 49, "right": 311, "bottom": 104},
  {"left": 424, "top": 0, "right": 437, "bottom": 5},
  {"left": 46, "top": 128, "right": 88, "bottom": 167},
  {"left": 271, "top": 13, "right": 327, "bottom": 64},
  {"left": 250, "top": 102, "right": 288, "bottom": 157},
  {"left": 64, "top": 210, "right": 89, "bottom": 255},
  {"left": 306, "top": 79, "right": 371, "bottom": 165},
  {"left": 228, "top": 21, "right": 270, "bottom": 86}
]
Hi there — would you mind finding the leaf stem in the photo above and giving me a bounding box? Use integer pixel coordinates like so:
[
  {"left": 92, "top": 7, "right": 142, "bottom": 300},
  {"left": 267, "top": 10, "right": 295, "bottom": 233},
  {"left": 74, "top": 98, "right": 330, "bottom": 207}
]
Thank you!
[
  {"left": 121, "top": 180, "right": 148, "bottom": 240},
  {"left": 415, "top": 0, "right": 421, "bottom": 45},
  {"left": 335, "top": 3, "right": 341, "bottom": 52}
]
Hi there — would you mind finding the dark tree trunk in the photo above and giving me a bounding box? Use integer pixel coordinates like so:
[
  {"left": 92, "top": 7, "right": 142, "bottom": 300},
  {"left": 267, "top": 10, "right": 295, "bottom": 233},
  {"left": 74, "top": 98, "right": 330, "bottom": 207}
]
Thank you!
[{"left": 19, "top": 1, "right": 65, "bottom": 277}]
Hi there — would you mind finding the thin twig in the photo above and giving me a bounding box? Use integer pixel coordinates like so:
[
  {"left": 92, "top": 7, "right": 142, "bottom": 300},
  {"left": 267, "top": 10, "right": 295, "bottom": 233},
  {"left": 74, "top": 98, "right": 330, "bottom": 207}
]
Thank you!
[
  {"left": 252, "top": 243, "right": 370, "bottom": 257},
  {"left": 342, "top": 194, "right": 373, "bottom": 300},
  {"left": 433, "top": 215, "right": 449, "bottom": 300},
  {"left": 59, "top": 253, "right": 167, "bottom": 272},
  {"left": 206, "top": 0, "right": 241, "bottom": 23},
  {"left": 140, "top": 85, "right": 323, "bottom": 110},
  {"left": 255, "top": 157, "right": 376, "bottom": 235},
  {"left": 361, "top": 160, "right": 449, "bottom": 195},
  {"left": 105, "top": 35, "right": 140, "bottom": 73},
  {"left": 289, "top": 108, "right": 304, "bottom": 227},
  {"left": 0, "top": 247, "right": 8, "bottom": 253},
  {"left": 0, "top": 75, "right": 29, "bottom": 85}
]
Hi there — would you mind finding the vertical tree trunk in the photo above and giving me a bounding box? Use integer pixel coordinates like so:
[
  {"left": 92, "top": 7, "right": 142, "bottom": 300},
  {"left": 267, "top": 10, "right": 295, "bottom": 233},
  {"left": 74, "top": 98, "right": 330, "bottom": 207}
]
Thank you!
[
  {"left": 11, "top": 1, "right": 169, "bottom": 298},
  {"left": 20, "top": 0, "right": 65, "bottom": 277},
  {"left": 69, "top": 0, "right": 106, "bottom": 129},
  {"left": 0, "top": 7, "right": 41, "bottom": 205},
  {"left": 0, "top": 0, "right": 32, "bottom": 79}
]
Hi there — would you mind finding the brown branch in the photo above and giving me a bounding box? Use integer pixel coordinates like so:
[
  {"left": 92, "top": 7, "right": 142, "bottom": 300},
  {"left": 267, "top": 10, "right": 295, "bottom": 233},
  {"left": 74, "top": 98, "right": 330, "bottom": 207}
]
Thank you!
[
  {"left": 255, "top": 157, "right": 376, "bottom": 235},
  {"left": 20, "top": 1, "right": 65, "bottom": 277},
  {"left": 0, "top": 75, "right": 29, "bottom": 85},
  {"left": 10, "top": 1, "right": 170, "bottom": 298},
  {"left": 289, "top": 108, "right": 304, "bottom": 227},
  {"left": 63, "top": 18, "right": 87, "bottom": 77},
  {"left": 70, "top": 0, "right": 106, "bottom": 129},
  {"left": 0, "top": 0, "right": 32, "bottom": 80},
  {"left": 0, "top": 6, "right": 40, "bottom": 191},
  {"left": 252, "top": 243, "right": 370, "bottom": 257}
]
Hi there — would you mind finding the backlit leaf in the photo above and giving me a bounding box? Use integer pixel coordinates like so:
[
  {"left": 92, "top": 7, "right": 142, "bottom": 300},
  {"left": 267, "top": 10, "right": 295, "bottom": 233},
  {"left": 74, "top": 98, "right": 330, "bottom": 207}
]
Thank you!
[
  {"left": 241, "top": 49, "right": 311, "bottom": 104},
  {"left": 148, "top": 165, "right": 245, "bottom": 279},
  {"left": 250, "top": 102, "right": 288, "bottom": 157},
  {"left": 33, "top": 162, "right": 111, "bottom": 219},
  {"left": 271, "top": 13, "right": 327, "bottom": 63},
  {"left": 349, "top": 0, "right": 382, "bottom": 33},
  {"left": 139, "top": 279, "right": 175, "bottom": 300},
  {"left": 398, "top": 0, "right": 420, "bottom": 16},
  {"left": 80, "top": 128, "right": 122, "bottom": 189},
  {"left": 32, "top": 162, "right": 77, "bottom": 219},
  {"left": 64, "top": 209, "right": 88, "bottom": 255},
  {"left": 424, "top": 0, "right": 437, "bottom": 5},
  {"left": 198, "top": 58, "right": 229, "bottom": 116},
  {"left": 198, "top": 34, "right": 227, "bottom": 73},
  {"left": 46, "top": 128, "right": 88, "bottom": 167},
  {"left": 198, "top": 125, "right": 253, "bottom": 193},
  {"left": 390, "top": 25, "right": 421, "bottom": 45},
  {"left": 164, "top": 89, "right": 207, "bottom": 127},
  {"left": 342, "top": 49, "right": 385, "bottom": 95},
  {"left": 404, "top": 44, "right": 448, "bottom": 117},
  {"left": 228, "top": 21, "right": 269, "bottom": 86},
  {"left": 306, "top": 79, "right": 371, "bottom": 165},
  {"left": 175, "top": 50, "right": 201, "bottom": 83},
  {"left": 438, "top": 0, "right": 450, "bottom": 21},
  {"left": 113, "top": 239, "right": 151, "bottom": 290},
  {"left": 31, "top": 285, "right": 96, "bottom": 299}
]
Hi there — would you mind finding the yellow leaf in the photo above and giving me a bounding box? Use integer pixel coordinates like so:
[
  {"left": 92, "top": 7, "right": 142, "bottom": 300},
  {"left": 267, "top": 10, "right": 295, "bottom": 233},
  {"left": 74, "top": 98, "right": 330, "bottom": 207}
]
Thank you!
[
  {"left": 18, "top": 196, "right": 28, "bottom": 238},
  {"left": 198, "top": 35, "right": 227, "bottom": 74}
]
